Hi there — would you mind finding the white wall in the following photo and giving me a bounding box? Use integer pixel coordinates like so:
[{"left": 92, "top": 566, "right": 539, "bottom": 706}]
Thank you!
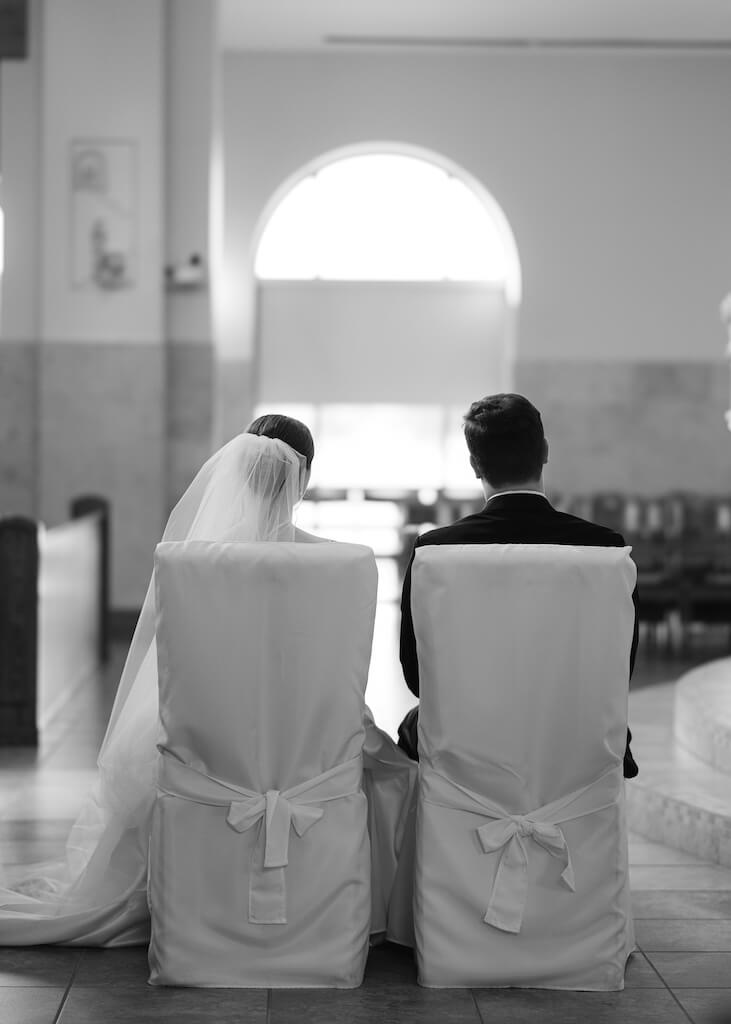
[
  {"left": 0, "top": 0, "right": 41, "bottom": 344},
  {"left": 220, "top": 49, "right": 731, "bottom": 494},
  {"left": 41, "top": 0, "right": 164, "bottom": 344},
  {"left": 223, "top": 50, "right": 731, "bottom": 365}
]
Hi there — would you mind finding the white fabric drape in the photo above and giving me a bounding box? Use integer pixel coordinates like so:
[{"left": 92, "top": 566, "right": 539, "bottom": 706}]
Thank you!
[
  {"left": 148, "top": 541, "right": 375, "bottom": 986},
  {"left": 157, "top": 751, "right": 363, "bottom": 926},
  {"left": 411, "top": 543, "right": 636, "bottom": 990},
  {"left": 420, "top": 764, "right": 622, "bottom": 934}
]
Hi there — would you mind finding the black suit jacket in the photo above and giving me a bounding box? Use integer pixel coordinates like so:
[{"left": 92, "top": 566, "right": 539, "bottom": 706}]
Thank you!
[{"left": 399, "top": 492, "right": 639, "bottom": 776}]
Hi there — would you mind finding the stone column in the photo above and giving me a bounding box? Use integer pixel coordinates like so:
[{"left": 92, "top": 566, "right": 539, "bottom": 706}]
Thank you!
[
  {"left": 37, "top": 0, "right": 166, "bottom": 611},
  {"left": 164, "top": 0, "right": 219, "bottom": 506}
]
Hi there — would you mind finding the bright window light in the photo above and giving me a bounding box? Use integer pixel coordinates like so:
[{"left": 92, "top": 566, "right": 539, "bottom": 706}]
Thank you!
[
  {"left": 443, "top": 405, "right": 483, "bottom": 494},
  {"left": 253, "top": 402, "right": 482, "bottom": 495},
  {"left": 315, "top": 404, "right": 444, "bottom": 490},
  {"left": 254, "top": 178, "right": 319, "bottom": 280},
  {"left": 255, "top": 154, "right": 510, "bottom": 283}
]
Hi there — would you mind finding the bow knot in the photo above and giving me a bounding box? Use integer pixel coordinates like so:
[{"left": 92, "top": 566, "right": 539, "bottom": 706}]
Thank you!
[
  {"left": 512, "top": 815, "right": 536, "bottom": 838},
  {"left": 420, "top": 766, "right": 622, "bottom": 936},
  {"left": 157, "top": 750, "right": 362, "bottom": 926},
  {"left": 474, "top": 815, "right": 575, "bottom": 933},
  {"left": 226, "top": 789, "right": 324, "bottom": 871}
]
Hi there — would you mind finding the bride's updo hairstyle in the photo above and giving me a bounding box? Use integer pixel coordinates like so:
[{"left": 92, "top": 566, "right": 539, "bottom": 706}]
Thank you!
[
  {"left": 246, "top": 413, "right": 315, "bottom": 470},
  {"left": 245, "top": 413, "right": 315, "bottom": 499}
]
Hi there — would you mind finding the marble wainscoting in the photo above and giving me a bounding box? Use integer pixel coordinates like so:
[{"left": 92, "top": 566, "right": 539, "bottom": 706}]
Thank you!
[
  {"left": 0, "top": 341, "right": 38, "bottom": 517},
  {"left": 515, "top": 359, "right": 730, "bottom": 495},
  {"left": 39, "top": 341, "right": 166, "bottom": 610},
  {"left": 165, "top": 340, "right": 214, "bottom": 509}
]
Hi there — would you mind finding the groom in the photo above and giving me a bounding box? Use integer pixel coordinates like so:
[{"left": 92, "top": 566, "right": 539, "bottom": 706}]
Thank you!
[{"left": 397, "top": 393, "right": 639, "bottom": 778}]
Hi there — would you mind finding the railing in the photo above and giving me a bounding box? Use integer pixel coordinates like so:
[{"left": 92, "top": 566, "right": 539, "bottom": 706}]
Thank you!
[{"left": 0, "top": 496, "right": 110, "bottom": 745}]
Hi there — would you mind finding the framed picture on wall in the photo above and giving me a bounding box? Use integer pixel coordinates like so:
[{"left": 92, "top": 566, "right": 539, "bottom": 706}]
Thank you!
[{"left": 70, "top": 139, "right": 137, "bottom": 290}]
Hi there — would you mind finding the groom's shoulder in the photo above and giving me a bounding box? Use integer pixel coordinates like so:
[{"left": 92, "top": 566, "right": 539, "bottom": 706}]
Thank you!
[
  {"left": 413, "top": 505, "right": 627, "bottom": 549},
  {"left": 553, "top": 507, "right": 626, "bottom": 547},
  {"left": 413, "top": 511, "right": 491, "bottom": 548}
]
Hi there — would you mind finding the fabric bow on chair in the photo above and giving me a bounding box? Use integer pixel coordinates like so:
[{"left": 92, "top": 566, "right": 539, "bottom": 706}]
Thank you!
[
  {"left": 156, "top": 749, "right": 362, "bottom": 924},
  {"left": 476, "top": 815, "right": 575, "bottom": 933},
  {"left": 421, "top": 765, "right": 622, "bottom": 934}
]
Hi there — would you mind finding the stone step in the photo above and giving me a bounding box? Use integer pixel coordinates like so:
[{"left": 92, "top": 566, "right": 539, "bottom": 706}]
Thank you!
[
  {"left": 625, "top": 680, "right": 731, "bottom": 868},
  {"left": 674, "top": 657, "right": 731, "bottom": 775}
]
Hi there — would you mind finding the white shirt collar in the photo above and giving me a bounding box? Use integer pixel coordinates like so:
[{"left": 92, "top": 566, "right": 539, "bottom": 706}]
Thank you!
[{"left": 485, "top": 489, "right": 549, "bottom": 504}]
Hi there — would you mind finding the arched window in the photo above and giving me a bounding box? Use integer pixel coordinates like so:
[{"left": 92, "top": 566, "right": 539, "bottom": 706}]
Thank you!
[
  {"left": 253, "top": 148, "right": 521, "bottom": 498},
  {"left": 255, "top": 152, "right": 519, "bottom": 299}
]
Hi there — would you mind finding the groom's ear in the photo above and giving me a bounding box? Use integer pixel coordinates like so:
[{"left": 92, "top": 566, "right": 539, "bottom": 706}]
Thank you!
[
  {"left": 542, "top": 439, "right": 549, "bottom": 466},
  {"left": 469, "top": 454, "right": 481, "bottom": 479}
]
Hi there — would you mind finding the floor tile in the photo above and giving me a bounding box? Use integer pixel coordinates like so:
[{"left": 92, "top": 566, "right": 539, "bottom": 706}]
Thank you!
[
  {"left": 645, "top": 952, "right": 731, "bottom": 988},
  {"left": 633, "top": 890, "right": 731, "bottom": 920},
  {"left": 629, "top": 837, "right": 711, "bottom": 866},
  {"left": 636, "top": 920, "right": 731, "bottom": 952},
  {"left": 58, "top": 985, "right": 268, "bottom": 1024},
  {"left": 0, "top": 986, "right": 66, "bottom": 1024},
  {"left": 673, "top": 988, "right": 731, "bottom": 1024},
  {"left": 75, "top": 947, "right": 150, "bottom": 987},
  {"left": 0, "top": 754, "right": 44, "bottom": 776},
  {"left": 42, "top": 744, "right": 104, "bottom": 772},
  {"left": 0, "top": 947, "right": 80, "bottom": 986},
  {"left": 631, "top": 866, "right": 731, "bottom": 891},
  {"left": 270, "top": 986, "right": 481, "bottom": 1023},
  {"left": 0, "top": 778, "right": 95, "bottom": 822},
  {"left": 473, "top": 987, "right": 689, "bottom": 1023},
  {"left": 623, "top": 951, "right": 666, "bottom": 988}
]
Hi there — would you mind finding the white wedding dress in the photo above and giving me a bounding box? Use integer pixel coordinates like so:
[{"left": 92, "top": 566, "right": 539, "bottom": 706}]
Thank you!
[{"left": 0, "top": 434, "right": 416, "bottom": 947}]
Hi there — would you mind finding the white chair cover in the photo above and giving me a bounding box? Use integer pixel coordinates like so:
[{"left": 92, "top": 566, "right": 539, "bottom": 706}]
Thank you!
[
  {"left": 411, "top": 543, "right": 636, "bottom": 990},
  {"left": 149, "top": 541, "right": 376, "bottom": 987}
]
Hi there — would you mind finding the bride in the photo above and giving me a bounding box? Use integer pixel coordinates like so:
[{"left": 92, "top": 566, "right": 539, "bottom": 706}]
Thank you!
[{"left": 0, "top": 414, "right": 415, "bottom": 947}]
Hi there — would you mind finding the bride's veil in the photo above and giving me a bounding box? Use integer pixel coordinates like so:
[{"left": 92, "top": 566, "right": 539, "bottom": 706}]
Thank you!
[
  {"left": 101, "top": 432, "right": 306, "bottom": 744},
  {"left": 1, "top": 433, "right": 306, "bottom": 920}
]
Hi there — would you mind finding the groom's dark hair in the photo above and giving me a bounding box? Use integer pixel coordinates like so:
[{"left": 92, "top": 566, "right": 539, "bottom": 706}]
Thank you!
[
  {"left": 246, "top": 413, "right": 315, "bottom": 470},
  {"left": 463, "top": 394, "right": 545, "bottom": 487}
]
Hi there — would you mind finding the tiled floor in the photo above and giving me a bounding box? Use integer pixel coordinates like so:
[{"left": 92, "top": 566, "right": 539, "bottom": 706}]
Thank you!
[
  {"left": 2, "top": 911, "right": 731, "bottom": 1024},
  {"left": 1, "top": 630, "right": 731, "bottom": 1022}
]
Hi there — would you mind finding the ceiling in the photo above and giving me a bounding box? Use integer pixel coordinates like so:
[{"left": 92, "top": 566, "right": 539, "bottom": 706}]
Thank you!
[{"left": 220, "top": 0, "right": 731, "bottom": 51}]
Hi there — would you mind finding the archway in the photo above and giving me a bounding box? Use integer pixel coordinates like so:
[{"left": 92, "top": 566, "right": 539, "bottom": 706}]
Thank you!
[{"left": 251, "top": 144, "right": 521, "bottom": 497}]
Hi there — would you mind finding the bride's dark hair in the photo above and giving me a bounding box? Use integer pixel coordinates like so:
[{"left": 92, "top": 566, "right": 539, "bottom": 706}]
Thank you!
[{"left": 246, "top": 414, "right": 315, "bottom": 470}]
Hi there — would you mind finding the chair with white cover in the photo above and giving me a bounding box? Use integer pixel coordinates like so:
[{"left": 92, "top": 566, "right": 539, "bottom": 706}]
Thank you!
[
  {"left": 412, "top": 544, "right": 636, "bottom": 990},
  {"left": 149, "top": 541, "right": 377, "bottom": 987}
]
